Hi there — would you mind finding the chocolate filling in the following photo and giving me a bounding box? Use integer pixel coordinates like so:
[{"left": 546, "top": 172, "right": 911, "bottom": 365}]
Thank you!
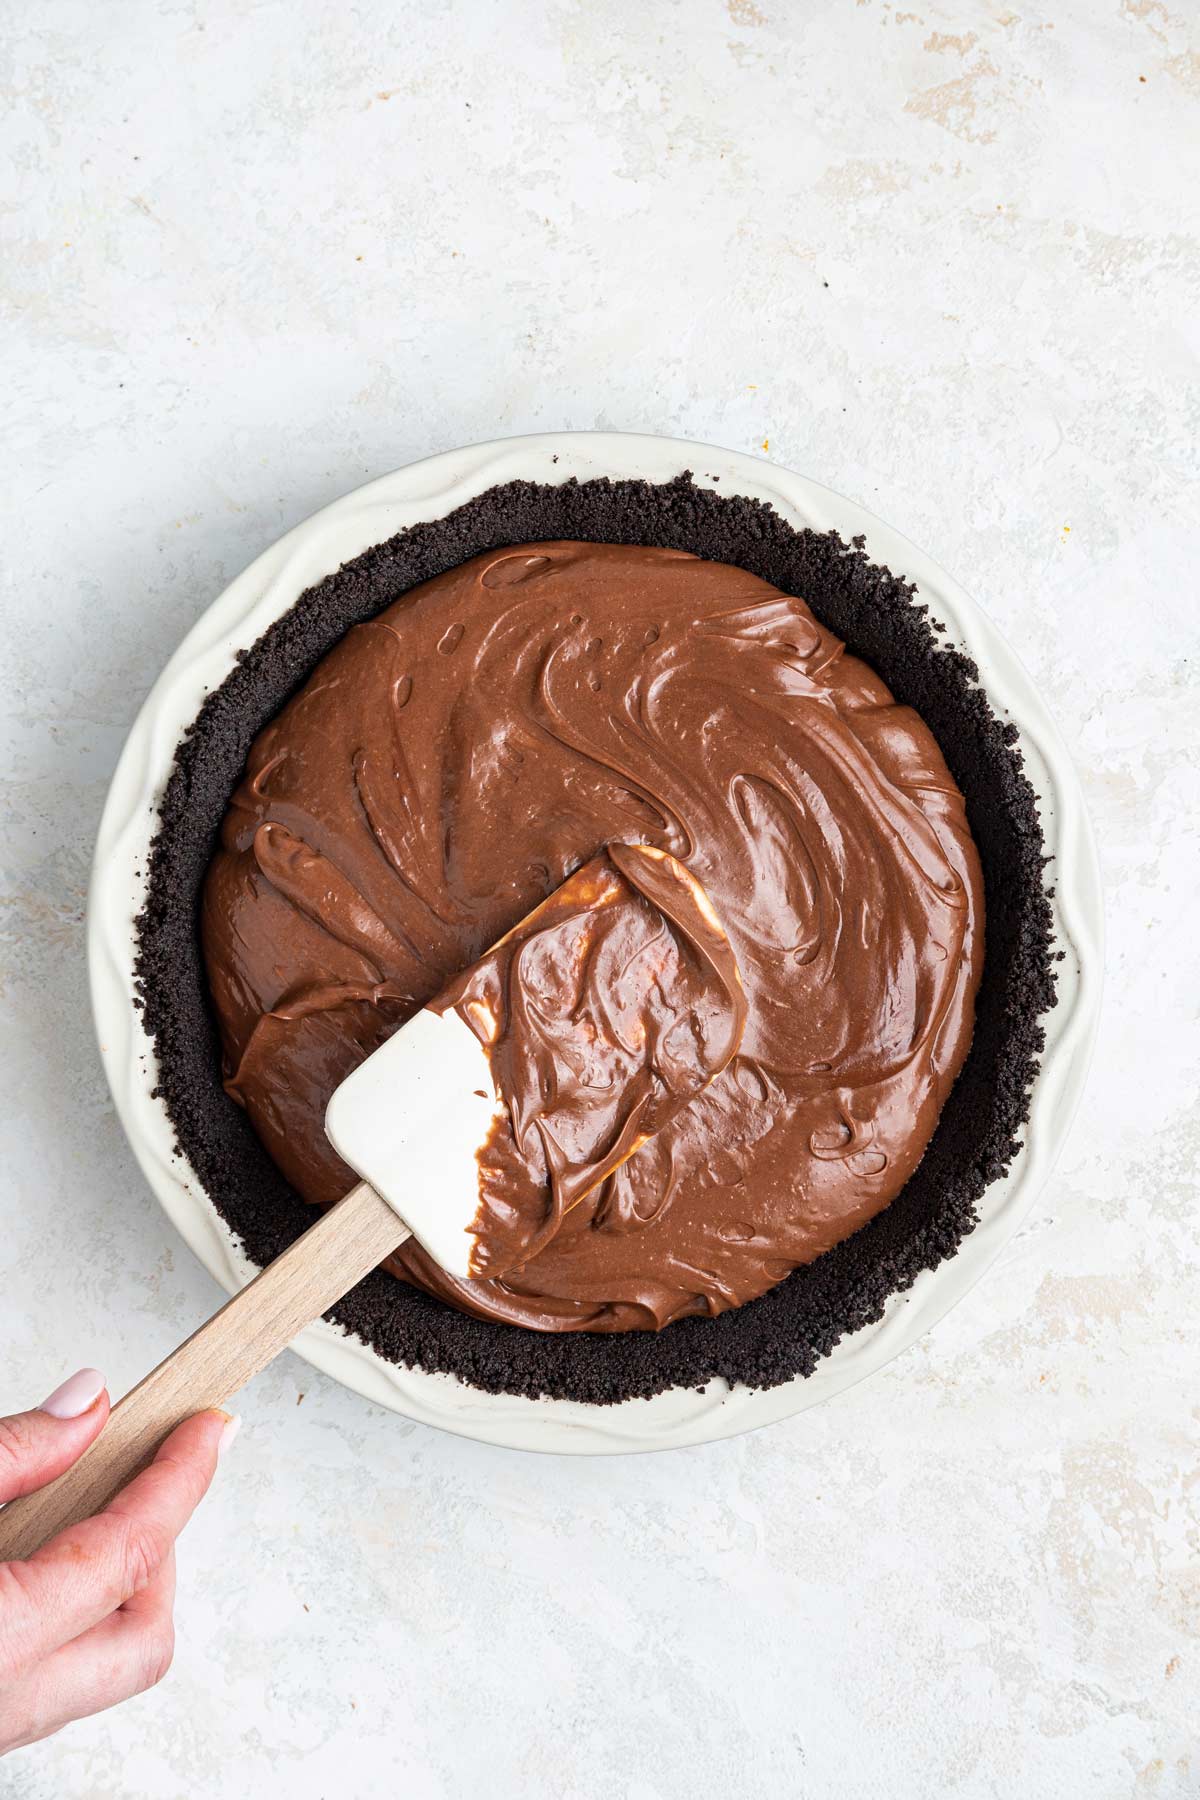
[
  {"left": 200, "top": 540, "right": 986, "bottom": 1331},
  {"left": 135, "top": 474, "right": 1056, "bottom": 1405}
]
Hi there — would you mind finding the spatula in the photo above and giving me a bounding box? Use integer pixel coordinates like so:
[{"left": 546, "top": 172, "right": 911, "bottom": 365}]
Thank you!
[{"left": 0, "top": 844, "right": 742, "bottom": 1559}]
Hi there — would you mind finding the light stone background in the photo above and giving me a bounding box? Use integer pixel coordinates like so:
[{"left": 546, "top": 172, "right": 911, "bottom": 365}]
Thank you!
[{"left": 2, "top": 0, "right": 1198, "bottom": 1794}]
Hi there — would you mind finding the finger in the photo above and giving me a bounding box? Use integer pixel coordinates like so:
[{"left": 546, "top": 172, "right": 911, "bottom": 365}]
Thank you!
[
  {"left": 0, "top": 1552, "right": 179, "bottom": 1756},
  {"left": 0, "top": 1370, "right": 111, "bottom": 1504},
  {"left": 0, "top": 1410, "right": 231, "bottom": 1678},
  {"left": 119, "top": 1545, "right": 176, "bottom": 1625}
]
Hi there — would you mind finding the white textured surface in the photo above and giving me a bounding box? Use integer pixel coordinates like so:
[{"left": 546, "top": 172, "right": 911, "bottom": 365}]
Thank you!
[{"left": 1, "top": 0, "right": 1197, "bottom": 1794}]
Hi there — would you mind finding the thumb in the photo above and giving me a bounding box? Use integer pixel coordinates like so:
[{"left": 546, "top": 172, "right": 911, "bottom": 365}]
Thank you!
[{"left": 0, "top": 1370, "right": 111, "bottom": 1506}]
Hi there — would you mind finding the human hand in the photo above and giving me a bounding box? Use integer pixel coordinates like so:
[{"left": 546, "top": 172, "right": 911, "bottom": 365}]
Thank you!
[{"left": 0, "top": 1370, "right": 237, "bottom": 1755}]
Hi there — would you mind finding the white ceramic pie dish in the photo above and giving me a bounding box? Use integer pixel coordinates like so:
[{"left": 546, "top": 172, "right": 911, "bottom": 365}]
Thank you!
[{"left": 88, "top": 432, "right": 1102, "bottom": 1455}]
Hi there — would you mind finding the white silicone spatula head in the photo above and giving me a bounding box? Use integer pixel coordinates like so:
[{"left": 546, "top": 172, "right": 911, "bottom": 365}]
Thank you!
[
  {"left": 324, "top": 841, "right": 745, "bottom": 1283},
  {"left": 325, "top": 1006, "right": 500, "bottom": 1279}
]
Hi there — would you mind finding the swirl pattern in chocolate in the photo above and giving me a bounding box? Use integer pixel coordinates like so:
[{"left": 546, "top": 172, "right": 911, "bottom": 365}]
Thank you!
[
  {"left": 201, "top": 541, "right": 984, "bottom": 1332},
  {"left": 438, "top": 842, "right": 746, "bottom": 1279}
]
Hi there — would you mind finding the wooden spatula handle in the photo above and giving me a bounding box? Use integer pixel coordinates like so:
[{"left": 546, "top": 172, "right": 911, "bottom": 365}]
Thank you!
[{"left": 0, "top": 1182, "right": 407, "bottom": 1563}]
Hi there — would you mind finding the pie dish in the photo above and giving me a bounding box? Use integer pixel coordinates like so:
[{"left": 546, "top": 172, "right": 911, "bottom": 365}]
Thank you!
[{"left": 88, "top": 433, "right": 1102, "bottom": 1453}]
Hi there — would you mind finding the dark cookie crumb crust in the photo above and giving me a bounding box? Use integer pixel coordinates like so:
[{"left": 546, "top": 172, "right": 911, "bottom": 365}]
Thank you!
[{"left": 135, "top": 474, "right": 1056, "bottom": 1405}]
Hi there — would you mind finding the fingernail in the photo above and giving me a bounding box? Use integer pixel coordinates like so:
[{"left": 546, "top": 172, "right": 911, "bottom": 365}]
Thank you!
[
  {"left": 40, "top": 1367, "right": 106, "bottom": 1420},
  {"left": 216, "top": 1412, "right": 241, "bottom": 1460}
]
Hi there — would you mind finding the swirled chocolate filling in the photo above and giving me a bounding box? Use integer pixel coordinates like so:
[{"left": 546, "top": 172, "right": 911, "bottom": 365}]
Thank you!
[
  {"left": 437, "top": 844, "right": 749, "bottom": 1280},
  {"left": 200, "top": 540, "right": 984, "bottom": 1333}
]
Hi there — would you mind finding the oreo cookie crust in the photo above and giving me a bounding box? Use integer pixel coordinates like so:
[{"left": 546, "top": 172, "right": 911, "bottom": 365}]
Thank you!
[{"left": 134, "top": 474, "right": 1056, "bottom": 1405}]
